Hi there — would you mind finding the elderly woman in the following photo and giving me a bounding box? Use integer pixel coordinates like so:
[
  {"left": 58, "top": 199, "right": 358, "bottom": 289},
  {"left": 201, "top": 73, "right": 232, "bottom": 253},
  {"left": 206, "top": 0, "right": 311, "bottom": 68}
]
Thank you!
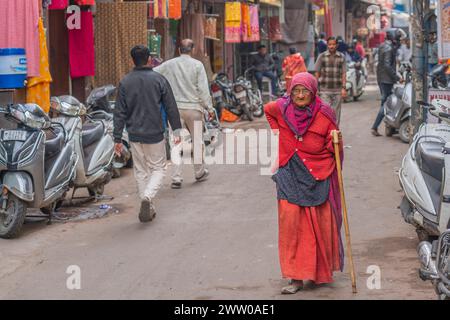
[{"left": 264, "top": 72, "right": 344, "bottom": 294}]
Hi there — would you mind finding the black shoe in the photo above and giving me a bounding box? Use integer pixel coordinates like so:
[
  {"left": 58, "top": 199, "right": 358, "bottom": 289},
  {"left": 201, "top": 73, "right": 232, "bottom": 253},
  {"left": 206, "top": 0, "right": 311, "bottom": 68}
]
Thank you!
[
  {"left": 371, "top": 128, "right": 381, "bottom": 137},
  {"left": 171, "top": 182, "right": 182, "bottom": 189},
  {"left": 195, "top": 169, "right": 209, "bottom": 182},
  {"left": 139, "top": 199, "right": 156, "bottom": 223}
]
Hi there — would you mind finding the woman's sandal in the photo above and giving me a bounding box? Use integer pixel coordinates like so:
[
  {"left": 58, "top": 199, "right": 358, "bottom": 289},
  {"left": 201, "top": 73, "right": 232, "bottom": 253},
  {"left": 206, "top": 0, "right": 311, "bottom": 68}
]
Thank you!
[{"left": 281, "top": 280, "right": 303, "bottom": 294}]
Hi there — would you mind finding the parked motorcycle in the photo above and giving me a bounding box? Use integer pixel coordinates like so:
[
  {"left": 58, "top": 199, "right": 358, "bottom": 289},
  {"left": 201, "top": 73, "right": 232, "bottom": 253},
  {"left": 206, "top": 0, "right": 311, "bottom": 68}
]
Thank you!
[
  {"left": 344, "top": 61, "right": 366, "bottom": 102},
  {"left": 417, "top": 230, "right": 450, "bottom": 300},
  {"left": 50, "top": 95, "right": 115, "bottom": 201},
  {"left": 384, "top": 64, "right": 413, "bottom": 143},
  {"left": 210, "top": 73, "right": 235, "bottom": 120},
  {"left": 232, "top": 67, "right": 264, "bottom": 121},
  {"left": 399, "top": 99, "right": 450, "bottom": 242},
  {"left": 86, "top": 85, "right": 132, "bottom": 178},
  {"left": 0, "top": 104, "right": 77, "bottom": 238}
]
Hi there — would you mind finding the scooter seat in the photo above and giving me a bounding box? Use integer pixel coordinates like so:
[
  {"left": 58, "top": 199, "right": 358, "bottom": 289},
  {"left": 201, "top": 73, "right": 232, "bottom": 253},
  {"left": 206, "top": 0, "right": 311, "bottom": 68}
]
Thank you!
[
  {"left": 394, "top": 87, "right": 404, "bottom": 99},
  {"left": 416, "top": 140, "right": 445, "bottom": 181},
  {"left": 82, "top": 121, "right": 104, "bottom": 149},
  {"left": 44, "top": 127, "right": 64, "bottom": 160}
]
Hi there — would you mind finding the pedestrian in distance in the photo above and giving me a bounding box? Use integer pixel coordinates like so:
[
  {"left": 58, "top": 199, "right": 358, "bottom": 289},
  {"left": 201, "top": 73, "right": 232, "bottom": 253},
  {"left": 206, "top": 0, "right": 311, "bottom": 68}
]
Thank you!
[
  {"left": 154, "top": 39, "right": 214, "bottom": 189},
  {"left": 314, "top": 37, "right": 347, "bottom": 125},
  {"left": 282, "top": 47, "right": 307, "bottom": 91},
  {"left": 371, "top": 28, "right": 404, "bottom": 136},
  {"left": 114, "top": 45, "right": 182, "bottom": 223},
  {"left": 264, "top": 72, "right": 345, "bottom": 294}
]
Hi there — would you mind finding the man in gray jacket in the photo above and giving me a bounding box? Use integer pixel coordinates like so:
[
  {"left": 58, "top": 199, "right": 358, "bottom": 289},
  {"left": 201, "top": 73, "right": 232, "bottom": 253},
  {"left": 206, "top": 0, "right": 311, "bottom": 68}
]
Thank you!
[
  {"left": 154, "top": 39, "right": 215, "bottom": 189},
  {"left": 114, "top": 45, "right": 182, "bottom": 223}
]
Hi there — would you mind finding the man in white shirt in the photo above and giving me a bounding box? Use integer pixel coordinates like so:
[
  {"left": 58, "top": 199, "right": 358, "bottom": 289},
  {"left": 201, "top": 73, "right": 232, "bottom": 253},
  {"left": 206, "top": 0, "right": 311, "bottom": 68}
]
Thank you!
[{"left": 154, "top": 39, "right": 215, "bottom": 189}]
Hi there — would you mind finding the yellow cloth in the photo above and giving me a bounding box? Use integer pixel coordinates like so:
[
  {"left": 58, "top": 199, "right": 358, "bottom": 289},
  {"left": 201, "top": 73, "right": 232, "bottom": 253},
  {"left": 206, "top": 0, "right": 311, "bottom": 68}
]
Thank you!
[
  {"left": 27, "top": 18, "right": 52, "bottom": 113},
  {"left": 225, "top": 2, "right": 241, "bottom": 23}
]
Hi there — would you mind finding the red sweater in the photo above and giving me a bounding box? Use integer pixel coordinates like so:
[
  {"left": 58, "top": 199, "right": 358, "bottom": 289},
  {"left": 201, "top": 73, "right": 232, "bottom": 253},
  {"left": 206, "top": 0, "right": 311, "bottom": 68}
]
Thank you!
[{"left": 264, "top": 101, "right": 342, "bottom": 181}]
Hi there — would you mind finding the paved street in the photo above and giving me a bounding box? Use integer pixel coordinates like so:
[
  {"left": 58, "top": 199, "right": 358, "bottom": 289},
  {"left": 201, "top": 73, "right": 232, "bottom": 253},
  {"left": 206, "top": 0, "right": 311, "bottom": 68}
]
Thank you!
[{"left": 0, "top": 81, "right": 435, "bottom": 299}]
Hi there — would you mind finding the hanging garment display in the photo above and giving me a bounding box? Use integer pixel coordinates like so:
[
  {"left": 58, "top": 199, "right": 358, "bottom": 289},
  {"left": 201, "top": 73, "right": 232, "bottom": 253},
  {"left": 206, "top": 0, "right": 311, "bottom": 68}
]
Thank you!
[
  {"left": 0, "top": 0, "right": 40, "bottom": 77},
  {"left": 75, "top": 0, "right": 95, "bottom": 5},
  {"left": 27, "top": 18, "right": 52, "bottom": 113},
  {"left": 95, "top": 2, "right": 147, "bottom": 86},
  {"left": 153, "top": 0, "right": 168, "bottom": 19},
  {"left": 148, "top": 33, "right": 162, "bottom": 56},
  {"left": 168, "top": 0, "right": 181, "bottom": 20},
  {"left": 204, "top": 17, "right": 218, "bottom": 40},
  {"left": 225, "top": 2, "right": 241, "bottom": 43},
  {"left": 269, "top": 16, "right": 282, "bottom": 41},
  {"left": 241, "top": 3, "right": 251, "bottom": 37},
  {"left": 242, "top": 4, "right": 260, "bottom": 42},
  {"left": 68, "top": 11, "right": 95, "bottom": 78},
  {"left": 48, "top": 0, "right": 68, "bottom": 9}
]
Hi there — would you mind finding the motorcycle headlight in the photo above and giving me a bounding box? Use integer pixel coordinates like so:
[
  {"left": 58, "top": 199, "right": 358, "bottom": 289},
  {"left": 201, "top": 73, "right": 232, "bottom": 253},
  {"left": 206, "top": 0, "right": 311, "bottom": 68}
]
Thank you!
[
  {"left": 51, "top": 96, "right": 85, "bottom": 116},
  {"left": 11, "top": 109, "right": 48, "bottom": 129}
]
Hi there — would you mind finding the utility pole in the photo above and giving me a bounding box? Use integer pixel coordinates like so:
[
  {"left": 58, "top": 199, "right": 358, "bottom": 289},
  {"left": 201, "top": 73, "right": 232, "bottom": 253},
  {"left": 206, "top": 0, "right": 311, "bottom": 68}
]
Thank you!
[{"left": 410, "top": 0, "right": 426, "bottom": 136}]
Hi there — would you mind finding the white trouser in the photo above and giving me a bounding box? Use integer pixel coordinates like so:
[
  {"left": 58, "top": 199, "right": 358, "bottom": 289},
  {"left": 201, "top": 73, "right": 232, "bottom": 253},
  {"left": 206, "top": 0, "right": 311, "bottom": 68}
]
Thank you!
[
  {"left": 171, "top": 109, "right": 206, "bottom": 183},
  {"left": 130, "top": 140, "right": 167, "bottom": 201}
]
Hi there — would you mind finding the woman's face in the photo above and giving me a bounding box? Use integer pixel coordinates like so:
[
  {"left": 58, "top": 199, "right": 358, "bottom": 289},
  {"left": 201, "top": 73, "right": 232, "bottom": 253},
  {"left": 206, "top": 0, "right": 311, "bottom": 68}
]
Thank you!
[{"left": 291, "top": 85, "right": 313, "bottom": 107}]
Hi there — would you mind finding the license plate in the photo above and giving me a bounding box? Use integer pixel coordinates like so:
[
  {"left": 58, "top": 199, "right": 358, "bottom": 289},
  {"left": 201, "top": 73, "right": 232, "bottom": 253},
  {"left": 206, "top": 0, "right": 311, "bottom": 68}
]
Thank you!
[
  {"left": 212, "top": 91, "right": 222, "bottom": 98},
  {"left": 2, "top": 130, "right": 27, "bottom": 141},
  {"left": 234, "top": 91, "right": 247, "bottom": 99}
]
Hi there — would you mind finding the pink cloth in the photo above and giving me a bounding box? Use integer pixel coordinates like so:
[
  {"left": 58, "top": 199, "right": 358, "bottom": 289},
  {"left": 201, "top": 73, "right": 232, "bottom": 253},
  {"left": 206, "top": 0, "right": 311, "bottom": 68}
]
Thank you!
[
  {"left": 49, "top": 0, "right": 68, "bottom": 10},
  {"left": 242, "top": 5, "right": 260, "bottom": 43},
  {"left": 68, "top": 11, "right": 95, "bottom": 78},
  {"left": 0, "top": 0, "right": 40, "bottom": 77}
]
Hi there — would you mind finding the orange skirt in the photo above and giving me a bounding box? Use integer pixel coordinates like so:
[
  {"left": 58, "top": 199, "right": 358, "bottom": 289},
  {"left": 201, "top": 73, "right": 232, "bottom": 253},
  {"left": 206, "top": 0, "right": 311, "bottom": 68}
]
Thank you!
[{"left": 278, "top": 199, "right": 341, "bottom": 284}]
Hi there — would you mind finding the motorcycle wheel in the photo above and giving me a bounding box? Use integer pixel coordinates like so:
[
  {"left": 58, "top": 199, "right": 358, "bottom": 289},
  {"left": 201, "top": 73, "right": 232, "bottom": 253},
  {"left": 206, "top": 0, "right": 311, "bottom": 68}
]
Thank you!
[
  {"left": 399, "top": 120, "right": 411, "bottom": 144},
  {"left": 253, "top": 105, "right": 264, "bottom": 118},
  {"left": 353, "top": 90, "right": 364, "bottom": 101},
  {"left": 0, "top": 194, "right": 27, "bottom": 239},
  {"left": 385, "top": 124, "right": 395, "bottom": 137},
  {"left": 241, "top": 104, "right": 254, "bottom": 121}
]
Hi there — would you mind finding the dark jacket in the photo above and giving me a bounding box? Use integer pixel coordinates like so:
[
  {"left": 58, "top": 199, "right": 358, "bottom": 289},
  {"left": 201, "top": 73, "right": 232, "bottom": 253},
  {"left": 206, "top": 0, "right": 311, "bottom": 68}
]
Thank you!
[
  {"left": 113, "top": 66, "right": 182, "bottom": 144},
  {"left": 251, "top": 53, "right": 275, "bottom": 72},
  {"left": 376, "top": 40, "right": 400, "bottom": 84}
]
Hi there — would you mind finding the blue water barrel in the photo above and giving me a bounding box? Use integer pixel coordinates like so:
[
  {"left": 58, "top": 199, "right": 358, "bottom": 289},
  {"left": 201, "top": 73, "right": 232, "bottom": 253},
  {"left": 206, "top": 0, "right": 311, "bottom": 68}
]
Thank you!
[{"left": 0, "top": 48, "right": 27, "bottom": 89}]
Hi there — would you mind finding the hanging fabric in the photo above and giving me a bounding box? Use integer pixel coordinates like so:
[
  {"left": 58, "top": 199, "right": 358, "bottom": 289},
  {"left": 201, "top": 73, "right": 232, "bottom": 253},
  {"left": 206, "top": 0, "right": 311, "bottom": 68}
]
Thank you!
[
  {"left": 168, "top": 0, "right": 182, "bottom": 20},
  {"left": 75, "top": 0, "right": 95, "bottom": 5},
  {"left": 0, "top": 0, "right": 40, "bottom": 77},
  {"left": 48, "top": 0, "right": 68, "bottom": 10},
  {"left": 269, "top": 16, "right": 282, "bottom": 41},
  {"left": 241, "top": 3, "right": 251, "bottom": 38},
  {"left": 68, "top": 11, "right": 95, "bottom": 78},
  {"left": 225, "top": 2, "right": 241, "bottom": 43},
  {"left": 27, "top": 18, "right": 52, "bottom": 113},
  {"left": 243, "top": 4, "right": 260, "bottom": 43},
  {"left": 204, "top": 17, "right": 218, "bottom": 40}
]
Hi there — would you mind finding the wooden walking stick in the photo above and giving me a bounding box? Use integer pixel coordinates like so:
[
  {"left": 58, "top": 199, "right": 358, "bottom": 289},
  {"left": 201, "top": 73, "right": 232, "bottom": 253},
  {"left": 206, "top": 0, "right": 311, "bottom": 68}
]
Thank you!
[{"left": 331, "top": 130, "right": 357, "bottom": 294}]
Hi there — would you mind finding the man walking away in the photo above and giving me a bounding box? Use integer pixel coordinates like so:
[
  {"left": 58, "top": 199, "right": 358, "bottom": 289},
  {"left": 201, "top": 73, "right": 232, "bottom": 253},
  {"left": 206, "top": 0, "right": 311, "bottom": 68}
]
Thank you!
[
  {"left": 371, "top": 29, "right": 404, "bottom": 136},
  {"left": 251, "top": 44, "right": 279, "bottom": 97},
  {"left": 315, "top": 37, "right": 347, "bottom": 125},
  {"left": 154, "top": 39, "right": 214, "bottom": 189},
  {"left": 114, "top": 45, "right": 182, "bottom": 223}
]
